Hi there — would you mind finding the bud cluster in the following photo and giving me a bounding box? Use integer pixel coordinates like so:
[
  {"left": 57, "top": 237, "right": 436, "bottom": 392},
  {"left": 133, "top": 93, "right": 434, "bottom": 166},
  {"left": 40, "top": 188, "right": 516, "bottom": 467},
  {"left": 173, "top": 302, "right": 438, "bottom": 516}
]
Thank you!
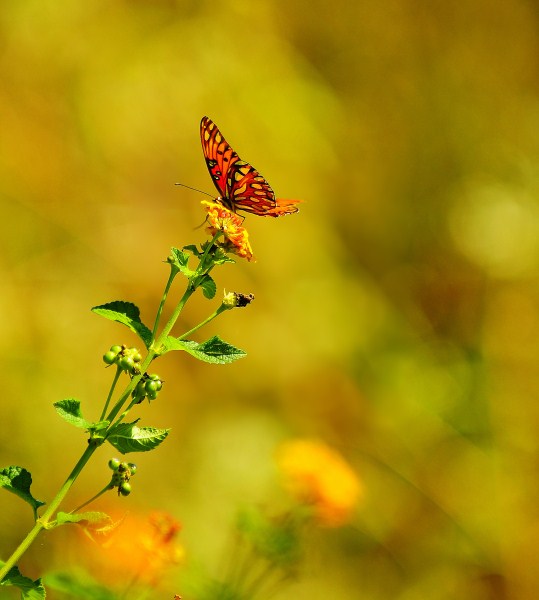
[
  {"left": 132, "top": 372, "right": 164, "bottom": 403},
  {"left": 108, "top": 458, "right": 137, "bottom": 496},
  {"left": 103, "top": 344, "right": 143, "bottom": 375}
]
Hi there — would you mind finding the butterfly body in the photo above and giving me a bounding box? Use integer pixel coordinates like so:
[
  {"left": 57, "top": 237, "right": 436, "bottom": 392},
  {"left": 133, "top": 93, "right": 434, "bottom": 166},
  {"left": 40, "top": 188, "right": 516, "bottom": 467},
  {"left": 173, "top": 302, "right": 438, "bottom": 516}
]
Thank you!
[{"left": 200, "top": 116, "right": 300, "bottom": 217}]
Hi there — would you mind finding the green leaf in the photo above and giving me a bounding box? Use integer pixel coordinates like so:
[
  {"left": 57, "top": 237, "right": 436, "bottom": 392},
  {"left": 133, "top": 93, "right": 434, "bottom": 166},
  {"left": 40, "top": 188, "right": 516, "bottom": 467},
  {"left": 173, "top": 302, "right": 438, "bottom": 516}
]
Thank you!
[
  {"left": 54, "top": 399, "right": 91, "bottom": 429},
  {"left": 0, "top": 564, "right": 46, "bottom": 599},
  {"left": 106, "top": 421, "right": 169, "bottom": 454},
  {"left": 44, "top": 572, "right": 117, "bottom": 600},
  {"left": 54, "top": 400, "right": 109, "bottom": 435},
  {"left": 0, "top": 467, "right": 45, "bottom": 519},
  {"left": 160, "top": 335, "right": 246, "bottom": 364},
  {"left": 54, "top": 512, "right": 123, "bottom": 542},
  {"left": 210, "top": 246, "right": 235, "bottom": 265},
  {"left": 169, "top": 247, "right": 194, "bottom": 277},
  {"left": 199, "top": 275, "right": 217, "bottom": 299},
  {"left": 182, "top": 244, "right": 201, "bottom": 257},
  {"left": 91, "top": 301, "right": 153, "bottom": 349},
  {"left": 55, "top": 511, "right": 112, "bottom": 529}
]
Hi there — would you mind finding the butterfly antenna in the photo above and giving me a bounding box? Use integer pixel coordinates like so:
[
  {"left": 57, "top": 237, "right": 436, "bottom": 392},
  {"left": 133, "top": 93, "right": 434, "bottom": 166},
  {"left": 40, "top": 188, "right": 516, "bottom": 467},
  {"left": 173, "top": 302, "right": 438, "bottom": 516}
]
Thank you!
[{"left": 174, "top": 182, "right": 214, "bottom": 199}]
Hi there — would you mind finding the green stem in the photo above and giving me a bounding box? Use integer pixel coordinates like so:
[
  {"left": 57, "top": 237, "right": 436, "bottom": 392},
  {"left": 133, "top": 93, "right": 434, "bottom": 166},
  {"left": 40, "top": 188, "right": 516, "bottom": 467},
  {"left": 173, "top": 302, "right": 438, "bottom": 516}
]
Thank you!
[
  {"left": 200, "top": 231, "right": 223, "bottom": 267},
  {"left": 105, "top": 369, "right": 146, "bottom": 426},
  {"left": 70, "top": 483, "right": 112, "bottom": 514},
  {"left": 0, "top": 443, "right": 97, "bottom": 583},
  {"left": 179, "top": 304, "right": 228, "bottom": 340},
  {"left": 152, "top": 268, "right": 176, "bottom": 338},
  {"left": 154, "top": 284, "right": 196, "bottom": 345},
  {"left": 106, "top": 283, "right": 195, "bottom": 426},
  {"left": 100, "top": 366, "right": 122, "bottom": 422}
]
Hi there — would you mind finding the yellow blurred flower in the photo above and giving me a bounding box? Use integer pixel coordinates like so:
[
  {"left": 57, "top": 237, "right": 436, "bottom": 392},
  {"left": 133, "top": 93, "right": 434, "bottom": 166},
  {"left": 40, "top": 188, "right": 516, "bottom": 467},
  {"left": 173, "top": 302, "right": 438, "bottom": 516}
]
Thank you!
[
  {"left": 276, "top": 439, "right": 362, "bottom": 527},
  {"left": 202, "top": 200, "right": 254, "bottom": 261}
]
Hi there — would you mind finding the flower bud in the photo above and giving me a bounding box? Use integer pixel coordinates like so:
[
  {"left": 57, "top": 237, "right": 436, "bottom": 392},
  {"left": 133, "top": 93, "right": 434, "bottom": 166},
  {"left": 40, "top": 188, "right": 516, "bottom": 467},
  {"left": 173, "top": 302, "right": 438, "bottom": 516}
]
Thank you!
[
  {"left": 103, "top": 350, "right": 118, "bottom": 365},
  {"left": 119, "top": 481, "right": 131, "bottom": 496},
  {"left": 222, "top": 291, "right": 255, "bottom": 310},
  {"left": 108, "top": 458, "right": 121, "bottom": 471}
]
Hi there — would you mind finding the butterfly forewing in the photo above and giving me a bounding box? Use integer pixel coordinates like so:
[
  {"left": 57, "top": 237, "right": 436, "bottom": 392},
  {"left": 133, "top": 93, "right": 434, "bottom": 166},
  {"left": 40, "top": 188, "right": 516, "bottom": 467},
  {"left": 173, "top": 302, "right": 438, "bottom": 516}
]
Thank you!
[
  {"left": 200, "top": 116, "right": 300, "bottom": 217},
  {"left": 200, "top": 116, "right": 240, "bottom": 200}
]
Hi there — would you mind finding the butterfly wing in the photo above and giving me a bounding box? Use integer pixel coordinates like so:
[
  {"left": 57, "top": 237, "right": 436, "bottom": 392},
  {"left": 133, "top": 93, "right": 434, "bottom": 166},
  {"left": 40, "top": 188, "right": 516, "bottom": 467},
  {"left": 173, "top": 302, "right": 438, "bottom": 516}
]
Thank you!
[
  {"left": 201, "top": 116, "right": 301, "bottom": 217},
  {"left": 226, "top": 161, "right": 300, "bottom": 216},
  {"left": 200, "top": 116, "right": 240, "bottom": 203}
]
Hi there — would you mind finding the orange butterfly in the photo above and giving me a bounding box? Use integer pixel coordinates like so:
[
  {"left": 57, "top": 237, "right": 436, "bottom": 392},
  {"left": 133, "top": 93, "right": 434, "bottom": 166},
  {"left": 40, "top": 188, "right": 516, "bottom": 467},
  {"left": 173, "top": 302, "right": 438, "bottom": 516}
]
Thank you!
[{"left": 200, "top": 116, "right": 300, "bottom": 217}]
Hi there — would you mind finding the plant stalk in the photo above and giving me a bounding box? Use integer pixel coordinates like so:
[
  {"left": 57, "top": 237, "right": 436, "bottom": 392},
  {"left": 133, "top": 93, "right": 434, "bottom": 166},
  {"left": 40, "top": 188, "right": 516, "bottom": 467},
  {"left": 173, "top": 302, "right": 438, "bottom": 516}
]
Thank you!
[{"left": 0, "top": 443, "right": 97, "bottom": 582}]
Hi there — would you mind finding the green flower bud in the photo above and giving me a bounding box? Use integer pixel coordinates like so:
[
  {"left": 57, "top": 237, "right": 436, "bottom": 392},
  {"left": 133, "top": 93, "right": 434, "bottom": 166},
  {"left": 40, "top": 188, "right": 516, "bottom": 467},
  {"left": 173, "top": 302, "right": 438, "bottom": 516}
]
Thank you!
[
  {"left": 119, "top": 355, "right": 135, "bottom": 372},
  {"left": 108, "top": 458, "right": 121, "bottom": 471},
  {"left": 145, "top": 380, "right": 160, "bottom": 393},
  {"left": 103, "top": 350, "right": 118, "bottom": 365},
  {"left": 119, "top": 481, "right": 131, "bottom": 496}
]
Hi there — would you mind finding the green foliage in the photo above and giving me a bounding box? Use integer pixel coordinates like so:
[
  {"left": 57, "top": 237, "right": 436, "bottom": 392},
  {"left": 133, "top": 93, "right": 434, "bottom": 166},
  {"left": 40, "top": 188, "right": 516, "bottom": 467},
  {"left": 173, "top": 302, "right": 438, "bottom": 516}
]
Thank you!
[
  {"left": 54, "top": 399, "right": 88, "bottom": 429},
  {"left": 91, "top": 301, "right": 152, "bottom": 349},
  {"left": 0, "top": 466, "right": 45, "bottom": 519},
  {"left": 159, "top": 335, "right": 246, "bottom": 364},
  {"left": 106, "top": 421, "right": 169, "bottom": 454},
  {"left": 53, "top": 400, "right": 110, "bottom": 442},
  {"left": 194, "top": 580, "right": 245, "bottom": 600},
  {"left": 200, "top": 274, "right": 217, "bottom": 299},
  {"left": 237, "top": 508, "right": 302, "bottom": 566},
  {"left": 169, "top": 247, "right": 194, "bottom": 278},
  {"left": 0, "top": 563, "right": 46, "bottom": 599},
  {"left": 43, "top": 572, "right": 117, "bottom": 600},
  {"left": 184, "top": 242, "right": 235, "bottom": 266}
]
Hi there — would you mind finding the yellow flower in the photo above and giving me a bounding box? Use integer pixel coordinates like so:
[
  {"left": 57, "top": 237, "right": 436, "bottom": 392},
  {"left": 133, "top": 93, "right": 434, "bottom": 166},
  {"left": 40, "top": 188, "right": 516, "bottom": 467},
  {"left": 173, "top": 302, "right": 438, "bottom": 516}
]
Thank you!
[
  {"left": 202, "top": 200, "right": 254, "bottom": 262},
  {"left": 276, "top": 439, "right": 362, "bottom": 527}
]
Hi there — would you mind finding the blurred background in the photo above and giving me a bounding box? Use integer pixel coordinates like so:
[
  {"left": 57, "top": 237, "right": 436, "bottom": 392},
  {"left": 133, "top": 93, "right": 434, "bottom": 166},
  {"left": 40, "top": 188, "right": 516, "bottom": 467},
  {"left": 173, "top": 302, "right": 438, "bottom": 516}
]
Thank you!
[{"left": 1, "top": 0, "right": 538, "bottom": 598}]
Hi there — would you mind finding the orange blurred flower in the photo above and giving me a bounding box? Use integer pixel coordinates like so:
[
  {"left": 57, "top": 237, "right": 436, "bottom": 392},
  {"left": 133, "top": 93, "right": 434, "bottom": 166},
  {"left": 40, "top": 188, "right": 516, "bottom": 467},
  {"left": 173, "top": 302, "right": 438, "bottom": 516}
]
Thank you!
[
  {"left": 276, "top": 439, "right": 362, "bottom": 527},
  {"left": 202, "top": 200, "right": 254, "bottom": 261},
  {"left": 96, "top": 510, "right": 184, "bottom": 586}
]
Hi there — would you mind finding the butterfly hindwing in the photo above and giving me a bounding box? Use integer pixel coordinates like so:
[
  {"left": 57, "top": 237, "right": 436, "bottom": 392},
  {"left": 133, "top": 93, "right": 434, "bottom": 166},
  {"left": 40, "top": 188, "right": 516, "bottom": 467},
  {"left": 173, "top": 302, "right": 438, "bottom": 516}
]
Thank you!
[{"left": 226, "top": 160, "right": 278, "bottom": 216}]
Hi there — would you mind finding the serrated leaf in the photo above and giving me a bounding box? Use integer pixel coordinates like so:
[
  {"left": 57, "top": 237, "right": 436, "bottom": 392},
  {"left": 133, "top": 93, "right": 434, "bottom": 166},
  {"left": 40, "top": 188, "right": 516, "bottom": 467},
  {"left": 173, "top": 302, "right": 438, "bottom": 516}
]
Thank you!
[
  {"left": 106, "top": 421, "right": 169, "bottom": 454},
  {"left": 54, "top": 399, "right": 91, "bottom": 429},
  {"left": 44, "top": 572, "right": 117, "bottom": 600},
  {"left": 0, "top": 564, "right": 46, "bottom": 599},
  {"left": 91, "top": 301, "right": 153, "bottom": 349},
  {"left": 0, "top": 467, "right": 45, "bottom": 519},
  {"left": 159, "top": 335, "right": 246, "bottom": 364},
  {"left": 200, "top": 275, "right": 217, "bottom": 299},
  {"left": 169, "top": 247, "right": 194, "bottom": 277},
  {"left": 182, "top": 244, "right": 201, "bottom": 257},
  {"left": 53, "top": 400, "right": 109, "bottom": 436}
]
